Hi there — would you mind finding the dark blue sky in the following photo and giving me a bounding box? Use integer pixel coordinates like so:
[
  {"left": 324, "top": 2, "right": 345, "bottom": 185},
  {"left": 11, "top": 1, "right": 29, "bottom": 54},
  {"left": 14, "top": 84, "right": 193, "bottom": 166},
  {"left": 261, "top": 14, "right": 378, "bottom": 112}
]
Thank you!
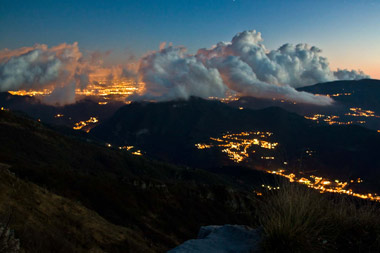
[{"left": 1, "top": 0, "right": 379, "bottom": 77}]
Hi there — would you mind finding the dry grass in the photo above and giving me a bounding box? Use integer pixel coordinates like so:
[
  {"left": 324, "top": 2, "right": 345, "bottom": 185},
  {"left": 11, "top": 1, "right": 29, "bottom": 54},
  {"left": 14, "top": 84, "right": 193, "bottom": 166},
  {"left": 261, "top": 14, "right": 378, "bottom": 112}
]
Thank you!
[
  {"left": 258, "top": 181, "right": 380, "bottom": 252},
  {"left": 0, "top": 168, "right": 154, "bottom": 253},
  {"left": 0, "top": 217, "right": 20, "bottom": 253}
]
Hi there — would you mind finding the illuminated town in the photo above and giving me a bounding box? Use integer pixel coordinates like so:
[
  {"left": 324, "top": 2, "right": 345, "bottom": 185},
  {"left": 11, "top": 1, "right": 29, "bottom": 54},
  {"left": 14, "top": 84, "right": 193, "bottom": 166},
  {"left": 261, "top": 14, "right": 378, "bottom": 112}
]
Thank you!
[
  {"left": 304, "top": 114, "right": 357, "bottom": 125},
  {"left": 118, "top": 145, "right": 142, "bottom": 156},
  {"left": 75, "top": 79, "right": 142, "bottom": 102},
  {"left": 105, "top": 144, "right": 143, "bottom": 156},
  {"left": 195, "top": 131, "right": 278, "bottom": 163},
  {"left": 315, "top": 93, "right": 352, "bottom": 97},
  {"left": 7, "top": 79, "right": 143, "bottom": 103},
  {"left": 195, "top": 130, "right": 380, "bottom": 202},
  {"left": 267, "top": 169, "right": 380, "bottom": 202},
  {"left": 303, "top": 109, "right": 380, "bottom": 125},
  {"left": 208, "top": 91, "right": 240, "bottom": 103},
  {"left": 73, "top": 117, "right": 99, "bottom": 132},
  {"left": 304, "top": 107, "right": 379, "bottom": 126},
  {"left": 8, "top": 89, "right": 52, "bottom": 97},
  {"left": 345, "top": 107, "right": 380, "bottom": 118},
  {"left": 303, "top": 114, "right": 350, "bottom": 125}
]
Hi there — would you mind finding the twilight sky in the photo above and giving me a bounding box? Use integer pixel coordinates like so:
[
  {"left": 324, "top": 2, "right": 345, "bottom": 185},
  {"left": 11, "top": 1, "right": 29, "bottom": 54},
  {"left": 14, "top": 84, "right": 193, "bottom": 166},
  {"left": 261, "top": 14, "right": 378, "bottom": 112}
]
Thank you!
[{"left": 1, "top": 0, "right": 379, "bottom": 78}]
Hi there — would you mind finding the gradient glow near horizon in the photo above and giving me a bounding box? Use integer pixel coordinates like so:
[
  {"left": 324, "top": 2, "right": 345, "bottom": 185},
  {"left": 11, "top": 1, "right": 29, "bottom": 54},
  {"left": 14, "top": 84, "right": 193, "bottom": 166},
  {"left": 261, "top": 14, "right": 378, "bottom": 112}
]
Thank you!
[{"left": 0, "top": 0, "right": 379, "bottom": 78}]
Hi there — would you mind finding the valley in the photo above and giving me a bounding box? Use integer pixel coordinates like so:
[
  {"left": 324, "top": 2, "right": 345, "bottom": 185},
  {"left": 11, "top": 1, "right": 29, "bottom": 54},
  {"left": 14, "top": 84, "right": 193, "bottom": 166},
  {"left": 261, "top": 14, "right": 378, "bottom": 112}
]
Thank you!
[{"left": 1, "top": 79, "right": 380, "bottom": 252}]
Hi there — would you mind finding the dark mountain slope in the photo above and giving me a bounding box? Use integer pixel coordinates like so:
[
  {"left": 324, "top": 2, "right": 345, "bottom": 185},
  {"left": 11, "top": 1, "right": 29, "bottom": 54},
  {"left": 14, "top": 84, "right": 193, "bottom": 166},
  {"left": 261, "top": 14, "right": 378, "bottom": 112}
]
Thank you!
[
  {"left": 91, "top": 97, "right": 310, "bottom": 164},
  {"left": 298, "top": 79, "right": 380, "bottom": 111},
  {"left": 91, "top": 97, "right": 380, "bottom": 191},
  {"left": 0, "top": 109, "right": 261, "bottom": 252},
  {"left": 298, "top": 79, "right": 380, "bottom": 130}
]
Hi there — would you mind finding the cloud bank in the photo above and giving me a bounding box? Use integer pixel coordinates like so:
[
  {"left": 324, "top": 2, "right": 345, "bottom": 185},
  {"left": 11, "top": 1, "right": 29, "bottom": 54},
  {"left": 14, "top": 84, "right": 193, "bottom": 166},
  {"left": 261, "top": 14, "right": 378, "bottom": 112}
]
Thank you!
[
  {"left": 0, "top": 43, "right": 135, "bottom": 105},
  {"left": 0, "top": 43, "right": 89, "bottom": 104},
  {"left": 137, "top": 46, "right": 226, "bottom": 101},
  {"left": 136, "top": 30, "right": 369, "bottom": 105},
  {"left": 0, "top": 30, "right": 370, "bottom": 105},
  {"left": 333, "top": 69, "right": 369, "bottom": 80}
]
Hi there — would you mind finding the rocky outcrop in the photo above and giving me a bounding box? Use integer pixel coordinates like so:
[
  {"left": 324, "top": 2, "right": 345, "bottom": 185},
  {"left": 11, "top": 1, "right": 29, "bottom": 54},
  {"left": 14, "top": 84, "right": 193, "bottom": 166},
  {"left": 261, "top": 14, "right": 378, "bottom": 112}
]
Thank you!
[{"left": 169, "top": 225, "right": 261, "bottom": 253}]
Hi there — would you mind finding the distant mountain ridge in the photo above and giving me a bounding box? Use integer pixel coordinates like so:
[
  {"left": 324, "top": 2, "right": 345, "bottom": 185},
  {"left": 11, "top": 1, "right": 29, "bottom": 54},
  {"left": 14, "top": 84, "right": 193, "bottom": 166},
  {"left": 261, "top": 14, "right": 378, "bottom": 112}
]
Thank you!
[
  {"left": 228, "top": 79, "right": 380, "bottom": 130},
  {"left": 0, "top": 92, "right": 124, "bottom": 129},
  {"left": 298, "top": 79, "right": 380, "bottom": 111}
]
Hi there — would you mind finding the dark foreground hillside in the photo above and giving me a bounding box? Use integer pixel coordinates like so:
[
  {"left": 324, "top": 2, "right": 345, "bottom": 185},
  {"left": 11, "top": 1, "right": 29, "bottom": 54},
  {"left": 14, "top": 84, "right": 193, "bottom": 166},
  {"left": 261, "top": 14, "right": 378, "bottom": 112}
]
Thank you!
[
  {"left": 0, "top": 164, "right": 152, "bottom": 252},
  {"left": 0, "top": 109, "right": 262, "bottom": 252}
]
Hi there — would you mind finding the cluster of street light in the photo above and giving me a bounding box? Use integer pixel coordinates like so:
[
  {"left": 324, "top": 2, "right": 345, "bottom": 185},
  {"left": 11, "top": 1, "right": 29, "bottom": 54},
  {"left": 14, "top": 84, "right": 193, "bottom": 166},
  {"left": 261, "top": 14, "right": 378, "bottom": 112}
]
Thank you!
[
  {"left": 267, "top": 169, "right": 380, "bottom": 202},
  {"left": 7, "top": 79, "right": 142, "bottom": 103},
  {"left": 195, "top": 131, "right": 278, "bottom": 163},
  {"left": 117, "top": 145, "right": 142, "bottom": 156},
  {"left": 73, "top": 117, "right": 99, "bottom": 132},
  {"left": 315, "top": 93, "right": 352, "bottom": 97},
  {"left": 345, "top": 108, "right": 380, "bottom": 118},
  {"left": 75, "top": 79, "right": 142, "bottom": 102}
]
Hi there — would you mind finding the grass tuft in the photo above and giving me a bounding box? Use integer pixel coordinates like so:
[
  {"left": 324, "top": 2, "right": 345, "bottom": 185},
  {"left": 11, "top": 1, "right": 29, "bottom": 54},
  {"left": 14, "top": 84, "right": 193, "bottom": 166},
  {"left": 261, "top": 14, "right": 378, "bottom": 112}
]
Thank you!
[{"left": 258, "top": 181, "right": 380, "bottom": 252}]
